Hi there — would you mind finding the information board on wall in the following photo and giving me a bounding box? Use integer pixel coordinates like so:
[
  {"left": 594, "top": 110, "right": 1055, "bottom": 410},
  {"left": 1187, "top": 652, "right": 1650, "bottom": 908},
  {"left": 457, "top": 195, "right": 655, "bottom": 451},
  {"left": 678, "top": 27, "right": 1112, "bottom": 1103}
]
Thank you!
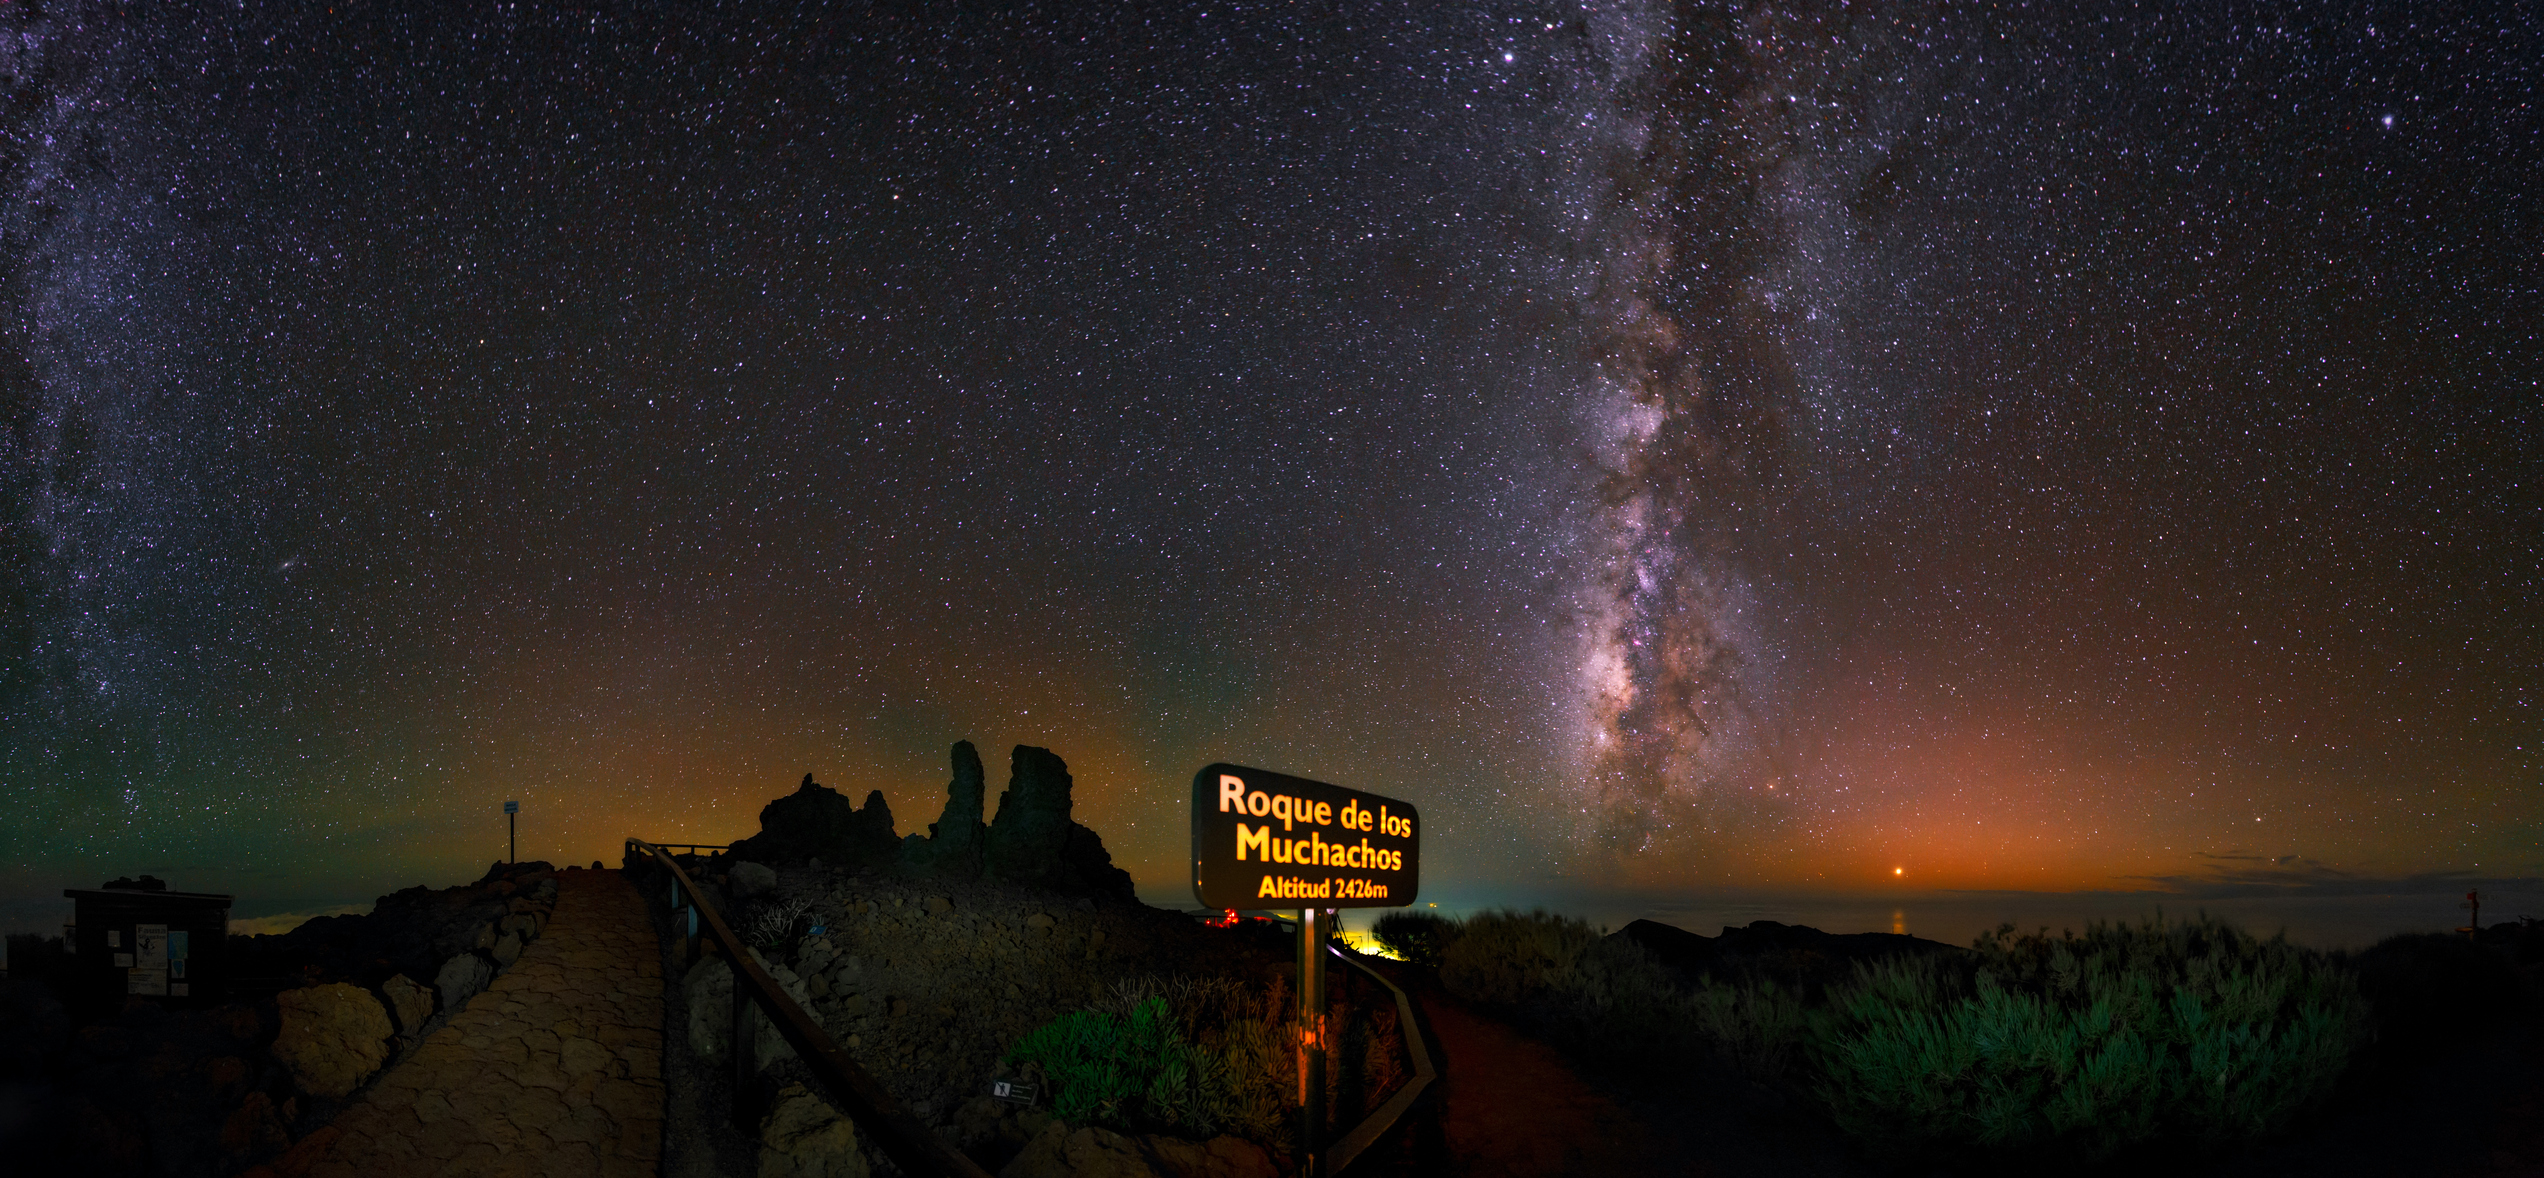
[
  {"left": 1191, "top": 763, "right": 1419, "bottom": 910},
  {"left": 129, "top": 923, "right": 168, "bottom": 996}
]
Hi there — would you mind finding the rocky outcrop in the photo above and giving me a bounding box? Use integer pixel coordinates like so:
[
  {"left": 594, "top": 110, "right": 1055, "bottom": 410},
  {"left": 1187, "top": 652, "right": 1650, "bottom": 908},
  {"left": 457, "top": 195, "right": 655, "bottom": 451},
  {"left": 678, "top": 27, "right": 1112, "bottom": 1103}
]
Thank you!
[
  {"left": 998, "top": 1121, "right": 1277, "bottom": 1178},
  {"left": 759, "top": 1082, "right": 870, "bottom": 1178},
  {"left": 731, "top": 775, "right": 903, "bottom": 869},
  {"left": 270, "top": 982, "right": 394, "bottom": 1100},
  {"left": 1061, "top": 822, "right": 1138, "bottom": 904},
  {"left": 730, "top": 745, "right": 1135, "bottom": 901},
  {"left": 965, "top": 746, "right": 1136, "bottom": 901},
  {"left": 983, "top": 746, "right": 1075, "bottom": 888},
  {"left": 904, "top": 740, "right": 989, "bottom": 879}
]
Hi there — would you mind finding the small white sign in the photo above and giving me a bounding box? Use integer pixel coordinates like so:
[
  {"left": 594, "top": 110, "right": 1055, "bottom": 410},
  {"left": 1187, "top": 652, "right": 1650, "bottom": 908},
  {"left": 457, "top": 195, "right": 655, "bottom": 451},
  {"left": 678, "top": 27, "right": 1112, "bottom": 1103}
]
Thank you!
[
  {"left": 136, "top": 924, "right": 168, "bottom": 969},
  {"left": 107, "top": 929, "right": 121, "bottom": 949},
  {"left": 128, "top": 967, "right": 166, "bottom": 996}
]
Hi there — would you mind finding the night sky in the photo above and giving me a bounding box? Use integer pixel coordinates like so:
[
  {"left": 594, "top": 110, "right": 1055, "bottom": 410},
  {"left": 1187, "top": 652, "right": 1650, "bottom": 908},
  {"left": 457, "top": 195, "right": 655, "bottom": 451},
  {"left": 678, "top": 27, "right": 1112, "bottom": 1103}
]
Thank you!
[{"left": 4, "top": 3, "right": 2536, "bottom": 945}]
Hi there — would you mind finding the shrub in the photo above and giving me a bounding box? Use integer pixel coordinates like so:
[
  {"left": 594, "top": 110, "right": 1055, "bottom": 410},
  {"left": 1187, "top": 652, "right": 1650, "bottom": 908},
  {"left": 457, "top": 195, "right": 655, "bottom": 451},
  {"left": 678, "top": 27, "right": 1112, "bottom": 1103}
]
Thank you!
[
  {"left": 2349, "top": 931, "right": 2523, "bottom": 1065},
  {"left": 1687, "top": 973, "right": 1810, "bottom": 1085},
  {"left": 1370, "top": 910, "right": 1458, "bottom": 967},
  {"left": 1438, "top": 909, "right": 1702, "bottom": 1067},
  {"left": 1808, "top": 913, "right": 2368, "bottom": 1162}
]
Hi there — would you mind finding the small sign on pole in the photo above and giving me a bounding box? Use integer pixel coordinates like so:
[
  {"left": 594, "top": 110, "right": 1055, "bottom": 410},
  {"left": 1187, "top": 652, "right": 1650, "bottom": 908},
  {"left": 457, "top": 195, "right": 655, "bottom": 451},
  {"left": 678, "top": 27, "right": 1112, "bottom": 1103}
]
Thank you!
[{"left": 504, "top": 800, "right": 519, "bottom": 864}]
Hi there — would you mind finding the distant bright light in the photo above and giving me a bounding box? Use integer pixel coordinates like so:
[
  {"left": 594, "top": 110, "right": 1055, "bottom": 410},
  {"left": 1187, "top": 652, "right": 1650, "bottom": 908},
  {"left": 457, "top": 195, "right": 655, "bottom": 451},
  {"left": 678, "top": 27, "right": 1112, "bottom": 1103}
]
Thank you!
[
  {"left": 1893, "top": 867, "right": 1904, "bottom": 876},
  {"left": 1503, "top": 52, "right": 1515, "bottom": 63},
  {"left": 2381, "top": 114, "right": 2395, "bottom": 128}
]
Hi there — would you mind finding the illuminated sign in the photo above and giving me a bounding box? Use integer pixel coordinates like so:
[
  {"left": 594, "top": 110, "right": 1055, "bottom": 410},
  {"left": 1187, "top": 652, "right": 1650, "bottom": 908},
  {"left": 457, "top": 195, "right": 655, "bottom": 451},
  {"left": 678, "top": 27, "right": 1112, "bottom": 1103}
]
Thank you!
[{"left": 1190, "top": 763, "right": 1419, "bottom": 910}]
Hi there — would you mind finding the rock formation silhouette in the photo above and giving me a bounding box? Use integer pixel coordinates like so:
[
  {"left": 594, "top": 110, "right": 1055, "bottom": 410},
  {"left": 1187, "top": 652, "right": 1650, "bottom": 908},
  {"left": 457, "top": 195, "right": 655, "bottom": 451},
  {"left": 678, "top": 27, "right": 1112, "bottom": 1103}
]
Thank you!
[
  {"left": 733, "top": 743, "right": 1135, "bottom": 901},
  {"left": 727, "top": 774, "right": 900, "bottom": 870},
  {"left": 902, "top": 740, "right": 988, "bottom": 879}
]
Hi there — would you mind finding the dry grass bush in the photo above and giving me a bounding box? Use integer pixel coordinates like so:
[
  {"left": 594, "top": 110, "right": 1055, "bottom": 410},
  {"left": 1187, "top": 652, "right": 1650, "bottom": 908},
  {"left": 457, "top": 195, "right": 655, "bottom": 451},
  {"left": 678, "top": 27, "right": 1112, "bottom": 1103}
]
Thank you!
[
  {"left": 1438, "top": 909, "right": 1703, "bottom": 1068},
  {"left": 744, "top": 896, "right": 815, "bottom": 953},
  {"left": 1370, "top": 910, "right": 1457, "bottom": 966},
  {"left": 1687, "top": 974, "right": 1810, "bottom": 1085}
]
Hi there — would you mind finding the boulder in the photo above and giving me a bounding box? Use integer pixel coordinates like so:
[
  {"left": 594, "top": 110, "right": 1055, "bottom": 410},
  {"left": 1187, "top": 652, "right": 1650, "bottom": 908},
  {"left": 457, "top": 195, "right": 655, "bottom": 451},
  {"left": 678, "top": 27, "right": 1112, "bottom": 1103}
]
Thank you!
[
  {"left": 905, "top": 741, "right": 989, "bottom": 878},
  {"left": 731, "top": 861, "right": 780, "bottom": 899},
  {"left": 752, "top": 952, "right": 814, "bottom": 1068},
  {"left": 685, "top": 957, "right": 731, "bottom": 1058},
  {"left": 379, "top": 973, "right": 434, "bottom": 1036},
  {"left": 759, "top": 1082, "right": 870, "bottom": 1178},
  {"left": 270, "top": 982, "right": 394, "bottom": 1100},
  {"left": 491, "top": 931, "right": 524, "bottom": 967},
  {"left": 688, "top": 949, "right": 811, "bottom": 1068},
  {"left": 435, "top": 952, "right": 493, "bottom": 1011},
  {"left": 730, "top": 774, "right": 902, "bottom": 869}
]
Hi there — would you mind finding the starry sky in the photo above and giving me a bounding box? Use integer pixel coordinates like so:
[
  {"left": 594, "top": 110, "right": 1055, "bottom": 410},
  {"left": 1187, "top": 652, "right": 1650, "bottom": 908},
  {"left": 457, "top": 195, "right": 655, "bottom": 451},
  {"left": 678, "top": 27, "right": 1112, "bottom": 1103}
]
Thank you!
[{"left": 3, "top": 2, "right": 2537, "bottom": 947}]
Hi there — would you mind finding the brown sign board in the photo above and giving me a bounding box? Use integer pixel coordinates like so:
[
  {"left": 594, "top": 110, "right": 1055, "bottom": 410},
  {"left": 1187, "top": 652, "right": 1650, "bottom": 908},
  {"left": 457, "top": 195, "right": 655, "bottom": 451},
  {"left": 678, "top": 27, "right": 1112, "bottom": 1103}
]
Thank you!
[{"left": 1190, "top": 763, "right": 1419, "bottom": 910}]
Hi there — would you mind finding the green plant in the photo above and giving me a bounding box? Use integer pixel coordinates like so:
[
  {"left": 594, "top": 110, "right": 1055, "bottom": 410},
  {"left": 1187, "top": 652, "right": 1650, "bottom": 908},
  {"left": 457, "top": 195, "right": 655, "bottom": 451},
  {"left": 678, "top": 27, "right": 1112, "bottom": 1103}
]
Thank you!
[
  {"left": 1807, "top": 913, "right": 2368, "bottom": 1162},
  {"left": 1005, "top": 996, "right": 1234, "bottom": 1136},
  {"left": 1371, "top": 910, "right": 1458, "bottom": 967}
]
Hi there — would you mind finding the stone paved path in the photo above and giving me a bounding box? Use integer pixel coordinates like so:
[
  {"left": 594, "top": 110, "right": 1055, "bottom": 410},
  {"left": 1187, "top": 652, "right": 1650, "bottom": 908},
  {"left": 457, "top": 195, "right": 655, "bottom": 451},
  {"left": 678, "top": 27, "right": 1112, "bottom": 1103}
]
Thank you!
[{"left": 286, "top": 867, "right": 666, "bottom": 1178}]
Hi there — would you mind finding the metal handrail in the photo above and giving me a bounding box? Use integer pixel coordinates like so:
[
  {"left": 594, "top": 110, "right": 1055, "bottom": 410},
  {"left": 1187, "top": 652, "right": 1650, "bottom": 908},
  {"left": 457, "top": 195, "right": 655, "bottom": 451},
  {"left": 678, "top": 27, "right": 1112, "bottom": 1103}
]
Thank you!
[
  {"left": 1323, "top": 944, "right": 1438, "bottom": 1174},
  {"left": 625, "top": 838, "right": 993, "bottom": 1178}
]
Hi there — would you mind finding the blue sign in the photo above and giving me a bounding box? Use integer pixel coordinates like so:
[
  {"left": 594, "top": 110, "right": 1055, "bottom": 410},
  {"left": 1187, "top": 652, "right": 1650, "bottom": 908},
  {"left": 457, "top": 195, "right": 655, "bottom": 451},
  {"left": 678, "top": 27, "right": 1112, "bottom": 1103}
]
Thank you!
[{"left": 504, "top": 800, "right": 519, "bottom": 814}]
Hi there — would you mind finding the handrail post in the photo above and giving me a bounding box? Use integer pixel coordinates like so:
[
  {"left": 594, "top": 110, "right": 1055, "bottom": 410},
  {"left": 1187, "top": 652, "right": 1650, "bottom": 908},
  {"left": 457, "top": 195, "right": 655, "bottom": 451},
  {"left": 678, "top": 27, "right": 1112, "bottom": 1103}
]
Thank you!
[{"left": 732, "top": 942, "right": 755, "bottom": 1130}]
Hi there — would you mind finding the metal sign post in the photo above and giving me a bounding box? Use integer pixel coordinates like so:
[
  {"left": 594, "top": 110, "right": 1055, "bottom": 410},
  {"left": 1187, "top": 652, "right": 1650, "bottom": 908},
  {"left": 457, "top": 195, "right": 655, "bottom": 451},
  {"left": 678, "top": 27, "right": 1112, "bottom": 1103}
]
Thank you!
[
  {"left": 1190, "top": 764, "right": 1419, "bottom": 1177},
  {"left": 505, "top": 800, "right": 519, "bottom": 863},
  {"left": 1298, "top": 906, "right": 1329, "bottom": 1177}
]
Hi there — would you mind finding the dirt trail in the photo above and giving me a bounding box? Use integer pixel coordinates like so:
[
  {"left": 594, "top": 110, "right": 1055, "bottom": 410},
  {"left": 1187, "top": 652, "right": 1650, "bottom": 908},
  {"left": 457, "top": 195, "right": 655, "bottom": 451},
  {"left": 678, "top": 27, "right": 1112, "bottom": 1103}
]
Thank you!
[{"left": 1408, "top": 987, "right": 1702, "bottom": 1178}]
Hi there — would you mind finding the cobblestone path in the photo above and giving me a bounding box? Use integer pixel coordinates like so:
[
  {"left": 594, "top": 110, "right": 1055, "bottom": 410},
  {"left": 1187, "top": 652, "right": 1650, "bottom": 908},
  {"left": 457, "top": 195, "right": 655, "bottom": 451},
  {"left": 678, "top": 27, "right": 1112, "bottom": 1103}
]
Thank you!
[{"left": 285, "top": 867, "right": 666, "bottom": 1178}]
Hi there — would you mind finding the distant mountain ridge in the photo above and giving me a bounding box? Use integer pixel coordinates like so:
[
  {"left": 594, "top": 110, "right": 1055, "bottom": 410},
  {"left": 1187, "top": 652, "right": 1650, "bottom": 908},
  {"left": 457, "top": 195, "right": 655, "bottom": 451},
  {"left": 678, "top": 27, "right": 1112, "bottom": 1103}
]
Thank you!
[{"left": 1615, "top": 917, "right": 1964, "bottom": 991}]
